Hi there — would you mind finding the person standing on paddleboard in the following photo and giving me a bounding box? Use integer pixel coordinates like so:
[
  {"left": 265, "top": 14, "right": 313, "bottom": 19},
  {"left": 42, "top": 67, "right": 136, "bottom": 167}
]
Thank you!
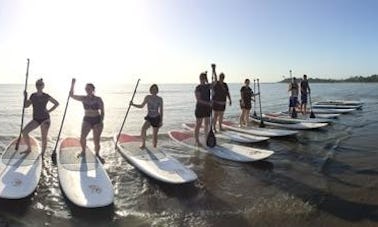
[
  {"left": 239, "top": 79, "right": 256, "bottom": 127},
  {"left": 300, "top": 74, "right": 311, "bottom": 115},
  {"left": 130, "top": 84, "right": 163, "bottom": 149},
  {"left": 288, "top": 77, "right": 299, "bottom": 117},
  {"left": 212, "top": 73, "right": 232, "bottom": 132},
  {"left": 69, "top": 80, "right": 105, "bottom": 163},
  {"left": 194, "top": 72, "right": 212, "bottom": 147},
  {"left": 22, "top": 79, "right": 59, "bottom": 155}
]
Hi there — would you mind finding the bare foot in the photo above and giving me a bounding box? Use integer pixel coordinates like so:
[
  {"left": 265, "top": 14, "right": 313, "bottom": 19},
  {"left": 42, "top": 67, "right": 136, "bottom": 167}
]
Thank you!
[
  {"left": 139, "top": 145, "right": 146, "bottom": 149},
  {"left": 219, "top": 127, "right": 225, "bottom": 131},
  {"left": 76, "top": 151, "right": 85, "bottom": 158},
  {"left": 96, "top": 155, "right": 105, "bottom": 164},
  {"left": 20, "top": 148, "right": 31, "bottom": 155},
  {"left": 195, "top": 141, "right": 203, "bottom": 147}
]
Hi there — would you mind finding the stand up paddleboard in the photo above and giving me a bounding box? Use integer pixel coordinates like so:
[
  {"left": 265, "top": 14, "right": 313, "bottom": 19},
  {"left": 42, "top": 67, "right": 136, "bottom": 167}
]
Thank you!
[
  {"left": 0, "top": 136, "right": 41, "bottom": 199},
  {"left": 57, "top": 137, "right": 114, "bottom": 208},
  {"left": 262, "top": 113, "right": 334, "bottom": 123},
  {"left": 115, "top": 133, "right": 197, "bottom": 184},
  {"left": 168, "top": 130, "right": 274, "bottom": 162},
  {"left": 250, "top": 116, "right": 328, "bottom": 130},
  {"left": 222, "top": 121, "right": 298, "bottom": 137},
  {"left": 182, "top": 123, "right": 269, "bottom": 143}
]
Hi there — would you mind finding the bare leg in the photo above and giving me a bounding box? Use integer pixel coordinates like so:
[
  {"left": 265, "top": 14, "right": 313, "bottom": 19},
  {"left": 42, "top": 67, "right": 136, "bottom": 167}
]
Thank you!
[
  {"left": 245, "top": 109, "right": 251, "bottom": 127},
  {"left": 218, "top": 111, "right": 225, "bottom": 130},
  {"left": 303, "top": 104, "right": 307, "bottom": 115},
  {"left": 40, "top": 119, "right": 51, "bottom": 156},
  {"left": 194, "top": 118, "right": 203, "bottom": 146},
  {"left": 80, "top": 121, "right": 92, "bottom": 155},
  {"left": 21, "top": 120, "right": 39, "bottom": 153},
  {"left": 212, "top": 111, "right": 219, "bottom": 133},
  {"left": 92, "top": 123, "right": 103, "bottom": 155},
  {"left": 204, "top": 117, "right": 210, "bottom": 135},
  {"left": 240, "top": 109, "right": 245, "bottom": 126},
  {"left": 152, "top": 126, "right": 159, "bottom": 148},
  {"left": 140, "top": 120, "right": 150, "bottom": 149}
]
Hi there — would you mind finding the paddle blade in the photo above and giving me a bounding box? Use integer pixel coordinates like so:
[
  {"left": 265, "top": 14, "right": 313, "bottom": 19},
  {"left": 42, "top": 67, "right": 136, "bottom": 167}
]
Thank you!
[
  {"left": 206, "top": 130, "right": 216, "bottom": 147},
  {"left": 259, "top": 120, "right": 265, "bottom": 128},
  {"left": 309, "top": 111, "right": 316, "bottom": 118}
]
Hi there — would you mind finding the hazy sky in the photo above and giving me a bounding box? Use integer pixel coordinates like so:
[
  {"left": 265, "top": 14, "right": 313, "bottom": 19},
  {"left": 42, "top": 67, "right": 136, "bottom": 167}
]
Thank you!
[{"left": 0, "top": 0, "right": 377, "bottom": 85}]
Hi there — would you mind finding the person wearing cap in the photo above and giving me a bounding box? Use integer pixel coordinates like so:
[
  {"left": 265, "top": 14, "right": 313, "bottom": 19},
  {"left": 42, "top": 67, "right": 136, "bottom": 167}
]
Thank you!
[{"left": 22, "top": 78, "right": 59, "bottom": 155}]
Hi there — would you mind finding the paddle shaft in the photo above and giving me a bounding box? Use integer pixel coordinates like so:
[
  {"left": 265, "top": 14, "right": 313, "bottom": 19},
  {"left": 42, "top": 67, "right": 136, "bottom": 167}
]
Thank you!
[
  {"left": 308, "top": 91, "right": 316, "bottom": 118},
  {"left": 206, "top": 64, "right": 216, "bottom": 147},
  {"left": 52, "top": 79, "right": 74, "bottom": 155},
  {"left": 115, "top": 79, "right": 141, "bottom": 148},
  {"left": 253, "top": 79, "right": 257, "bottom": 116},
  {"left": 257, "top": 78, "right": 265, "bottom": 127},
  {"left": 15, "top": 59, "right": 30, "bottom": 150}
]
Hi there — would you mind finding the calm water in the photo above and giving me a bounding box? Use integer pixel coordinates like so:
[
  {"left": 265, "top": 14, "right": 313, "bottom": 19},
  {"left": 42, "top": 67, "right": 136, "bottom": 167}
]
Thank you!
[{"left": 0, "top": 83, "right": 378, "bottom": 226}]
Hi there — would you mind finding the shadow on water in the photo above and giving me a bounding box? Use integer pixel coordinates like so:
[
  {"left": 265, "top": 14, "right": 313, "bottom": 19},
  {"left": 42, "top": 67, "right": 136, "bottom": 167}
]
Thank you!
[
  {"left": 0, "top": 196, "right": 32, "bottom": 226},
  {"left": 60, "top": 189, "right": 115, "bottom": 227},
  {"left": 244, "top": 163, "right": 378, "bottom": 222}
]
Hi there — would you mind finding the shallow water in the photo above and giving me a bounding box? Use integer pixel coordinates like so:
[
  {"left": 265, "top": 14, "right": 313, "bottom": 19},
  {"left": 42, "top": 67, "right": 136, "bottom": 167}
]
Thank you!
[{"left": 0, "top": 82, "right": 378, "bottom": 226}]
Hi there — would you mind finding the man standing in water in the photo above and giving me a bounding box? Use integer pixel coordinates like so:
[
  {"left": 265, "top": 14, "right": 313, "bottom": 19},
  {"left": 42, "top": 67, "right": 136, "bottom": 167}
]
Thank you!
[{"left": 300, "top": 74, "right": 311, "bottom": 115}]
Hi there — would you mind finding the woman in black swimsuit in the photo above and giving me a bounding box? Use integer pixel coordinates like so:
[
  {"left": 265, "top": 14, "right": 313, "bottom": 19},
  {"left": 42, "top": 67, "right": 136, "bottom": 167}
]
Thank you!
[
  {"left": 70, "top": 79, "right": 105, "bottom": 163},
  {"left": 22, "top": 79, "right": 59, "bottom": 155},
  {"left": 194, "top": 72, "right": 211, "bottom": 146},
  {"left": 239, "top": 79, "right": 256, "bottom": 127}
]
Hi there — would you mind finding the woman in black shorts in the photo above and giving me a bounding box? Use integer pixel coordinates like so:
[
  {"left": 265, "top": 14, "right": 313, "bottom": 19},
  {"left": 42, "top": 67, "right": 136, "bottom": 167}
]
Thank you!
[
  {"left": 212, "top": 73, "right": 231, "bottom": 132},
  {"left": 70, "top": 79, "right": 105, "bottom": 163},
  {"left": 22, "top": 79, "right": 59, "bottom": 155},
  {"left": 239, "top": 79, "right": 255, "bottom": 127},
  {"left": 131, "top": 84, "right": 163, "bottom": 149},
  {"left": 194, "top": 72, "right": 211, "bottom": 146}
]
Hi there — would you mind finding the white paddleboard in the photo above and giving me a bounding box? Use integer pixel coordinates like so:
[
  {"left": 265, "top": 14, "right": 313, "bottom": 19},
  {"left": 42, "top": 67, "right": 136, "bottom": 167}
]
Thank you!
[
  {"left": 251, "top": 117, "right": 328, "bottom": 130},
  {"left": 310, "top": 108, "right": 356, "bottom": 114},
  {"left": 263, "top": 113, "right": 334, "bottom": 123},
  {"left": 222, "top": 121, "right": 298, "bottom": 137},
  {"left": 168, "top": 130, "right": 274, "bottom": 162},
  {"left": 0, "top": 136, "right": 41, "bottom": 199},
  {"left": 278, "top": 111, "right": 340, "bottom": 119},
  {"left": 182, "top": 123, "right": 270, "bottom": 143},
  {"left": 312, "top": 104, "right": 362, "bottom": 109},
  {"left": 57, "top": 137, "right": 114, "bottom": 208},
  {"left": 115, "top": 133, "right": 197, "bottom": 184},
  {"left": 314, "top": 100, "right": 363, "bottom": 106}
]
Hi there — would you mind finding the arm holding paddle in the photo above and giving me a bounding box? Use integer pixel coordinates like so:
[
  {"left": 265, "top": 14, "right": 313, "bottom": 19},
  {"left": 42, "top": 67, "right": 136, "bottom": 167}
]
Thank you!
[
  {"left": 159, "top": 97, "right": 163, "bottom": 127},
  {"left": 69, "top": 78, "right": 85, "bottom": 101},
  {"left": 130, "top": 95, "right": 148, "bottom": 108},
  {"left": 23, "top": 91, "right": 32, "bottom": 107}
]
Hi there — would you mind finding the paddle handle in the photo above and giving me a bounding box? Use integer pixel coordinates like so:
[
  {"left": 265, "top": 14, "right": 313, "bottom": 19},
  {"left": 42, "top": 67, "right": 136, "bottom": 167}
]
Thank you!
[
  {"left": 15, "top": 58, "right": 30, "bottom": 150},
  {"left": 115, "top": 79, "right": 141, "bottom": 148}
]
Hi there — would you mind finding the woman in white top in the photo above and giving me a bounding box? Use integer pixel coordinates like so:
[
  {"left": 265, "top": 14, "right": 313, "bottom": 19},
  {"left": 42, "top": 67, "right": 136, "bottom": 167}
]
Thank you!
[{"left": 131, "top": 84, "right": 163, "bottom": 149}]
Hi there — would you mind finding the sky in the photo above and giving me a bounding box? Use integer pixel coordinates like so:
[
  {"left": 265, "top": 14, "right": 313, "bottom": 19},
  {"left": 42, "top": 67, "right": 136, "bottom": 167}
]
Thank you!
[{"left": 0, "top": 0, "right": 377, "bottom": 85}]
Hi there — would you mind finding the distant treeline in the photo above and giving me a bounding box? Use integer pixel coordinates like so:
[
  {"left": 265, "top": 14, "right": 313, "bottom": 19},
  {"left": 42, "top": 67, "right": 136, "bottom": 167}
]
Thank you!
[{"left": 279, "top": 74, "right": 378, "bottom": 83}]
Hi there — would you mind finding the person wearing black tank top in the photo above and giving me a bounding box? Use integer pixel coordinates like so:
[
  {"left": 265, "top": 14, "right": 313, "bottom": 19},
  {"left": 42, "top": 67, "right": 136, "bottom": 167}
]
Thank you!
[
  {"left": 22, "top": 79, "right": 59, "bottom": 155},
  {"left": 70, "top": 80, "right": 105, "bottom": 163},
  {"left": 194, "top": 72, "right": 211, "bottom": 147}
]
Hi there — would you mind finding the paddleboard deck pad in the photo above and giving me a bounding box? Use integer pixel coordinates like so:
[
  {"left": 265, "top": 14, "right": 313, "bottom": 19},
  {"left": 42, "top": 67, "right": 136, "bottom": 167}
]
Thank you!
[
  {"left": 0, "top": 136, "right": 41, "bottom": 199},
  {"left": 57, "top": 137, "right": 114, "bottom": 208}
]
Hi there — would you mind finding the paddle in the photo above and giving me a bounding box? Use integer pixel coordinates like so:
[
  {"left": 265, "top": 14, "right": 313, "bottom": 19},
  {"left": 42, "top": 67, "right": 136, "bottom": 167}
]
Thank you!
[
  {"left": 257, "top": 78, "right": 265, "bottom": 128},
  {"left": 15, "top": 59, "right": 30, "bottom": 151},
  {"left": 308, "top": 92, "right": 316, "bottom": 118},
  {"left": 253, "top": 79, "right": 257, "bottom": 117},
  {"left": 51, "top": 78, "right": 75, "bottom": 164},
  {"left": 206, "top": 64, "right": 216, "bottom": 148},
  {"left": 115, "top": 79, "right": 141, "bottom": 149}
]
